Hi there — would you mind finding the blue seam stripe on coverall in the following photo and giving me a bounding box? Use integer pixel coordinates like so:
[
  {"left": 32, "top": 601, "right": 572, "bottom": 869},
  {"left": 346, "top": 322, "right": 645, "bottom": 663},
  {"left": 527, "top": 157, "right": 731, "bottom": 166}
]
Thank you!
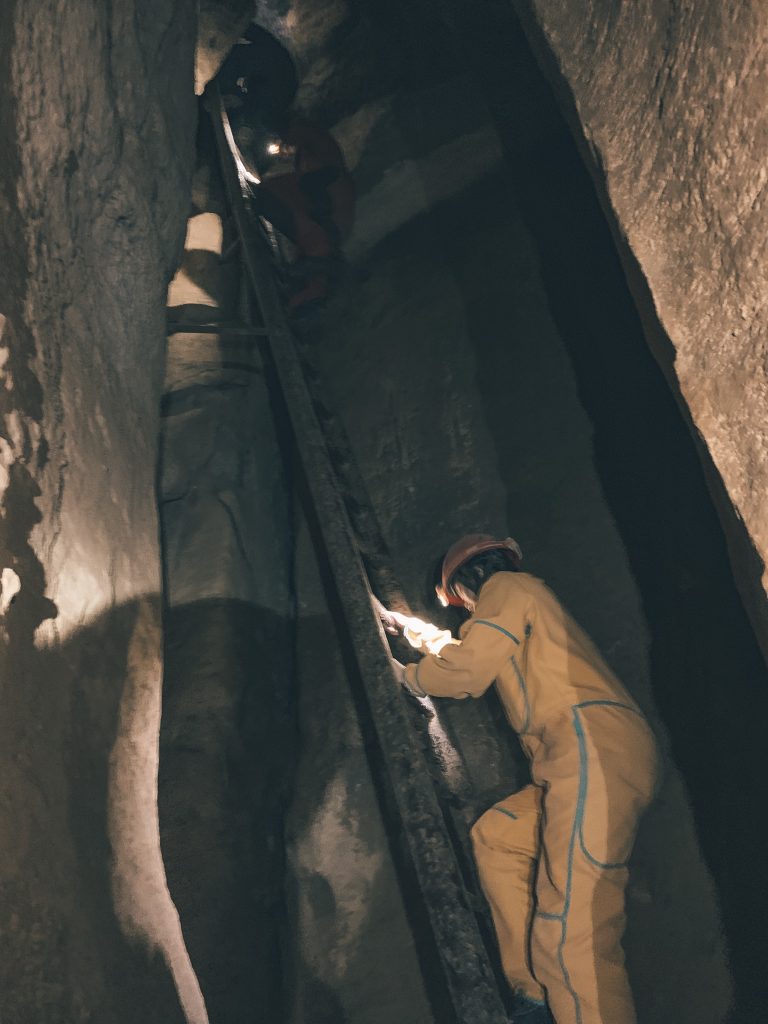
[
  {"left": 475, "top": 619, "right": 520, "bottom": 645},
  {"left": 494, "top": 807, "right": 519, "bottom": 821},
  {"left": 575, "top": 701, "right": 643, "bottom": 871},
  {"left": 404, "top": 572, "right": 657, "bottom": 1023},
  {"left": 509, "top": 654, "right": 531, "bottom": 732},
  {"left": 557, "top": 700, "right": 646, "bottom": 1023}
]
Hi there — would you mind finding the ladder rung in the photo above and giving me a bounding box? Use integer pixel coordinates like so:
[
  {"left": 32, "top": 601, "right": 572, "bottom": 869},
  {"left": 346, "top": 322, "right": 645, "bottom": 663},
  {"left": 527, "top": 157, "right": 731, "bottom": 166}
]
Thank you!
[
  {"left": 220, "top": 237, "right": 241, "bottom": 261},
  {"left": 166, "top": 322, "right": 268, "bottom": 337}
]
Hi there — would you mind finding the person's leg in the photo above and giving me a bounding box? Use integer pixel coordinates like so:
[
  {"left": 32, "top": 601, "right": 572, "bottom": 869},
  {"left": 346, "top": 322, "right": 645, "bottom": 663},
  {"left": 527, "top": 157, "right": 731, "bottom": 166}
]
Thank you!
[
  {"left": 253, "top": 175, "right": 341, "bottom": 311},
  {"left": 471, "top": 784, "right": 547, "bottom": 1004},
  {"left": 249, "top": 179, "right": 299, "bottom": 241},
  {"left": 531, "top": 703, "right": 658, "bottom": 1024}
]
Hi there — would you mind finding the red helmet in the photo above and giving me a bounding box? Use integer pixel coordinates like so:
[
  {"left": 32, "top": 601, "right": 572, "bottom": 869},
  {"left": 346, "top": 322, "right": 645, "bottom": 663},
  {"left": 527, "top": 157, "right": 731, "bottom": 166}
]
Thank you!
[{"left": 437, "top": 534, "right": 523, "bottom": 607}]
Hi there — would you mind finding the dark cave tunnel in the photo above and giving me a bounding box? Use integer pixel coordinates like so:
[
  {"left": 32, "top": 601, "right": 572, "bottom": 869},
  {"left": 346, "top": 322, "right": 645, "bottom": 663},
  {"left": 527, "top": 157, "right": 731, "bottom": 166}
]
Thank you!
[{"left": 1, "top": 2, "right": 767, "bottom": 1024}]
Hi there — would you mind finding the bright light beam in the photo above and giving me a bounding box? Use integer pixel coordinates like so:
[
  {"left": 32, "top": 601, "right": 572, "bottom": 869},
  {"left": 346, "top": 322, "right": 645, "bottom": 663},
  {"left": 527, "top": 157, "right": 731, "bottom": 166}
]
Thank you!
[
  {"left": 386, "top": 609, "right": 459, "bottom": 656},
  {"left": 220, "top": 104, "right": 261, "bottom": 187},
  {"left": 382, "top": 606, "right": 465, "bottom": 790}
]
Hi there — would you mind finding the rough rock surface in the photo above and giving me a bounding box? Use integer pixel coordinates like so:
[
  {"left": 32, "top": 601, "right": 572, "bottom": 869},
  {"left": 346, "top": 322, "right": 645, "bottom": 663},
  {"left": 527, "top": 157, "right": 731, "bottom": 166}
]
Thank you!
[
  {"left": 287, "top": 523, "right": 434, "bottom": 1024},
  {"left": 2, "top": 1, "right": 764, "bottom": 1020},
  {"left": 512, "top": 0, "right": 768, "bottom": 657},
  {"left": 252, "top": 1, "right": 768, "bottom": 1020},
  {"left": 0, "top": 2, "right": 200, "bottom": 1019},
  {"left": 196, "top": 0, "right": 253, "bottom": 93},
  {"left": 159, "top": 123, "right": 296, "bottom": 1023}
]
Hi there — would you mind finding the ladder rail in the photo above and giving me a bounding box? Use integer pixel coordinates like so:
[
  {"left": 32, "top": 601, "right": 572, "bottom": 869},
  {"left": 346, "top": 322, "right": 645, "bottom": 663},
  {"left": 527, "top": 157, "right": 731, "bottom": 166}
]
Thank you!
[{"left": 207, "top": 85, "right": 509, "bottom": 1024}]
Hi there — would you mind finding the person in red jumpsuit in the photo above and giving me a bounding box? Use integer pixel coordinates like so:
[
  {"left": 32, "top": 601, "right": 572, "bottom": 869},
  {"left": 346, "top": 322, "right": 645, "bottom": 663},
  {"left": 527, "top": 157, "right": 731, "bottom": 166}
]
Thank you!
[{"left": 254, "top": 116, "right": 356, "bottom": 313}]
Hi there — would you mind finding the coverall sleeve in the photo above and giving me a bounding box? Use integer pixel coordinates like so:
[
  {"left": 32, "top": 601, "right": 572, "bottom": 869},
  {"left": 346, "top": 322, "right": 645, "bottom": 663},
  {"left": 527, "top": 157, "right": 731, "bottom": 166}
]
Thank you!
[{"left": 403, "top": 575, "right": 529, "bottom": 699}]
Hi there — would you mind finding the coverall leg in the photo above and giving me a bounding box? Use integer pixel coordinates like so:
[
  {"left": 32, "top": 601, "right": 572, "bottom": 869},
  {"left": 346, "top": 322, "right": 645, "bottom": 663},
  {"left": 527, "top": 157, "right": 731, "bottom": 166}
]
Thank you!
[
  {"left": 474, "top": 703, "right": 657, "bottom": 1024},
  {"left": 471, "top": 784, "right": 547, "bottom": 1004}
]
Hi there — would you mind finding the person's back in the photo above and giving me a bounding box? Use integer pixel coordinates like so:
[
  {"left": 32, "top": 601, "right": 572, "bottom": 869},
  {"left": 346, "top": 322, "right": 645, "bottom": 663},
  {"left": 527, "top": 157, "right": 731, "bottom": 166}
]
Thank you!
[
  {"left": 463, "top": 571, "right": 641, "bottom": 742},
  {"left": 218, "top": 24, "right": 297, "bottom": 116}
]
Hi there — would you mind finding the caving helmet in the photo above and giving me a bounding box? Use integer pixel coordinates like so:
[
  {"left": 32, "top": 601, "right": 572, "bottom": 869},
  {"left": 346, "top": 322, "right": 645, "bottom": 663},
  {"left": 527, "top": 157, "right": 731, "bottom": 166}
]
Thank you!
[{"left": 436, "top": 533, "right": 523, "bottom": 608}]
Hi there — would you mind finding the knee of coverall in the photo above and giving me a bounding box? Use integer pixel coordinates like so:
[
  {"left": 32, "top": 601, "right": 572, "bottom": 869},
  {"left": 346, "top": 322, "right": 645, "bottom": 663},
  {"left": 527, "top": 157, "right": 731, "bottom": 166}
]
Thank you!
[{"left": 471, "top": 785, "right": 542, "bottom": 862}]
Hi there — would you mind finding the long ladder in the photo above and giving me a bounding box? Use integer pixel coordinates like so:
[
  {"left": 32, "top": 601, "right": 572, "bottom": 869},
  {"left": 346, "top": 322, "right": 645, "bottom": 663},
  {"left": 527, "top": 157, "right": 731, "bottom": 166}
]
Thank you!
[{"left": 208, "top": 85, "right": 509, "bottom": 1024}]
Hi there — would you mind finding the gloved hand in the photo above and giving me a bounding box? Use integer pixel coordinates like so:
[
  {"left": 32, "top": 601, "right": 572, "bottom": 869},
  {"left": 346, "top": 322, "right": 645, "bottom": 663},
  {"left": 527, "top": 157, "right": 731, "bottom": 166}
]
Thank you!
[
  {"left": 375, "top": 601, "right": 401, "bottom": 635},
  {"left": 390, "top": 660, "right": 407, "bottom": 686},
  {"left": 391, "top": 659, "right": 427, "bottom": 698}
]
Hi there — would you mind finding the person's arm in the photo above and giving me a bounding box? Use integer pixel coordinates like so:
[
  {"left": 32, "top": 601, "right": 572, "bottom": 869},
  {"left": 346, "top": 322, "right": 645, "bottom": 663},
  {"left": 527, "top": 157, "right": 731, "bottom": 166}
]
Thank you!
[
  {"left": 403, "top": 575, "right": 529, "bottom": 699},
  {"left": 283, "top": 119, "right": 346, "bottom": 173}
]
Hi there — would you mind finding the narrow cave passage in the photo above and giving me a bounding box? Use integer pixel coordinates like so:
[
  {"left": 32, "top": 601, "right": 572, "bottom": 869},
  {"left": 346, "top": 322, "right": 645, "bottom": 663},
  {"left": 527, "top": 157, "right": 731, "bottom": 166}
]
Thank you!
[
  {"left": 3, "top": 3, "right": 766, "bottom": 1023},
  {"left": 156, "top": 7, "right": 767, "bottom": 1024}
]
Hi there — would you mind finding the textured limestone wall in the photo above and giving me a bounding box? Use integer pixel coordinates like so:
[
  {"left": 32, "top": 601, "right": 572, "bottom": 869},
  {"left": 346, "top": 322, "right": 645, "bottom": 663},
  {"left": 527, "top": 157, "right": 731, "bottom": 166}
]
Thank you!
[
  {"left": 196, "top": 0, "right": 253, "bottom": 93},
  {"left": 159, "top": 119, "right": 296, "bottom": 1023},
  {"left": 512, "top": 0, "right": 768, "bottom": 656},
  {"left": 0, "top": 2, "right": 200, "bottom": 1019},
  {"left": 287, "top": 524, "right": 434, "bottom": 1024},
  {"left": 252, "top": 1, "right": 768, "bottom": 1020}
]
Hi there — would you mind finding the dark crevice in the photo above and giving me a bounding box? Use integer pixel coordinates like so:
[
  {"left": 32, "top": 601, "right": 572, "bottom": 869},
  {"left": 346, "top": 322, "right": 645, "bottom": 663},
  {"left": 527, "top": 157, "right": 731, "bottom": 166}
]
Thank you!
[{"left": 424, "top": 6, "right": 768, "bottom": 1018}]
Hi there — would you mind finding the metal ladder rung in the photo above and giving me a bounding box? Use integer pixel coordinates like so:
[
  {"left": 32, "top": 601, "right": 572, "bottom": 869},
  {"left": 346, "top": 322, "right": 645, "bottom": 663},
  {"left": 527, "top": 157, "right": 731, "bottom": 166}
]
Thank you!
[{"left": 166, "top": 321, "right": 269, "bottom": 337}]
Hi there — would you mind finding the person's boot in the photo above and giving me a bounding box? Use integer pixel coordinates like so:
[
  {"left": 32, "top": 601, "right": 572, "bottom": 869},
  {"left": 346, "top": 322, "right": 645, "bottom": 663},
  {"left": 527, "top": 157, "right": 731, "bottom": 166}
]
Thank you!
[{"left": 509, "top": 992, "right": 555, "bottom": 1023}]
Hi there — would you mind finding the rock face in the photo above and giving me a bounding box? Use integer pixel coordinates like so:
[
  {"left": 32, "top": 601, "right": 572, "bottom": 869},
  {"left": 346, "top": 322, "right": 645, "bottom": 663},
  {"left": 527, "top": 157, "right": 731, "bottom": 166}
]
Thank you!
[
  {"left": 196, "top": 0, "right": 253, "bottom": 93},
  {"left": 512, "top": 0, "right": 768, "bottom": 657},
  {"left": 0, "top": 2, "right": 201, "bottom": 1020},
  {"left": 287, "top": 524, "right": 435, "bottom": 1024},
  {"left": 251, "top": 1, "right": 768, "bottom": 1020},
  {"left": 2, "top": 1, "right": 767, "bottom": 1021},
  {"left": 159, "top": 116, "right": 296, "bottom": 1024}
]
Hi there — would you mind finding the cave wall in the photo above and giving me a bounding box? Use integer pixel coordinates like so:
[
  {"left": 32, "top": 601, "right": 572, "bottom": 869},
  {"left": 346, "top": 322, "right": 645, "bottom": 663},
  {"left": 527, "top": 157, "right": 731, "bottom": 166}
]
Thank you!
[
  {"left": 0, "top": 2, "right": 201, "bottom": 1020},
  {"left": 3, "top": 1, "right": 758, "bottom": 1020},
  {"left": 255, "top": 1, "right": 764, "bottom": 1020},
  {"left": 159, "top": 114, "right": 296, "bottom": 1023},
  {"left": 192, "top": 2, "right": 768, "bottom": 1016},
  {"left": 512, "top": 0, "right": 768, "bottom": 659},
  {"left": 196, "top": 0, "right": 253, "bottom": 93}
]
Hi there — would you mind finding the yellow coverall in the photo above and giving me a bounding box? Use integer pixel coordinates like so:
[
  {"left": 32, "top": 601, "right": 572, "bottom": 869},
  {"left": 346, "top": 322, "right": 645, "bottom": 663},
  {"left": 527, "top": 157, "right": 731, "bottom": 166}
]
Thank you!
[{"left": 404, "top": 572, "right": 658, "bottom": 1024}]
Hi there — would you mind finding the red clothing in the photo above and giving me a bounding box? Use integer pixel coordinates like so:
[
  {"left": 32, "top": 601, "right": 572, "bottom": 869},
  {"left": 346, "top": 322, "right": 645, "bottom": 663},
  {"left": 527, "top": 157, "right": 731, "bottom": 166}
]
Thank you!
[
  {"left": 259, "top": 117, "right": 355, "bottom": 249},
  {"left": 281, "top": 118, "right": 355, "bottom": 237},
  {"left": 256, "top": 117, "right": 355, "bottom": 309}
]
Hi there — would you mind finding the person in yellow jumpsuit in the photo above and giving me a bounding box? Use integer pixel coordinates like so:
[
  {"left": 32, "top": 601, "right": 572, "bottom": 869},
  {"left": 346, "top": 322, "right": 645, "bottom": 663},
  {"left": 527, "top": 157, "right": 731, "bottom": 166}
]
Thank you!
[{"left": 399, "top": 534, "right": 658, "bottom": 1024}]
